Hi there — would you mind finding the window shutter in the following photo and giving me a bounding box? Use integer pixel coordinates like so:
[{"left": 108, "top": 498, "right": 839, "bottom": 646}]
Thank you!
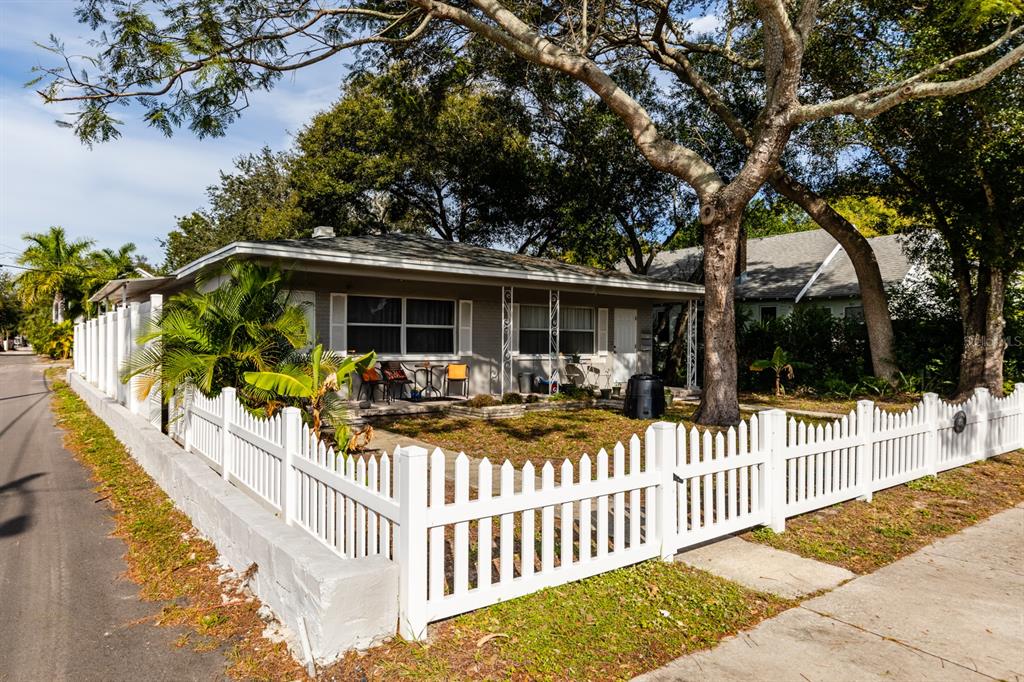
[
  {"left": 329, "top": 294, "right": 347, "bottom": 353},
  {"left": 458, "top": 300, "right": 473, "bottom": 356},
  {"left": 597, "top": 307, "right": 609, "bottom": 355},
  {"left": 511, "top": 303, "right": 520, "bottom": 353}
]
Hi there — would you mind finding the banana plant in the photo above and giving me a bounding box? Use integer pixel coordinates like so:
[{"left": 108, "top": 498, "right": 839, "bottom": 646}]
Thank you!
[
  {"left": 244, "top": 344, "right": 376, "bottom": 443},
  {"left": 750, "top": 346, "right": 810, "bottom": 396}
]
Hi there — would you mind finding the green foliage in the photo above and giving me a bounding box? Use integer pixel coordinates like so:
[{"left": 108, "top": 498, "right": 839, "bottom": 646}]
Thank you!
[
  {"left": 16, "top": 226, "right": 94, "bottom": 321},
  {"left": 163, "top": 148, "right": 310, "bottom": 270},
  {"left": 123, "top": 261, "right": 309, "bottom": 405},
  {"left": 21, "top": 311, "right": 74, "bottom": 358},
  {"left": 244, "top": 344, "right": 375, "bottom": 444},
  {"left": 0, "top": 273, "right": 23, "bottom": 338},
  {"left": 553, "top": 383, "right": 594, "bottom": 401},
  {"left": 500, "top": 392, "right": 524, "bottom": 405},
  {"left": 830, "top": 196, "right": 915, "bottom": 237},
  {"left": 749, "top": 346, "right": 810, "bottom": 396}
]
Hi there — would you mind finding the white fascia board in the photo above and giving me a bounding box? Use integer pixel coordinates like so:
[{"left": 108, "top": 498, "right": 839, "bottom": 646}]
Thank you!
[
  {"left": 173, "top": 241, "right": 705, "bottom": 297},
  {"left": 795, "top": 244, "right": 843, "bottom": 304}
]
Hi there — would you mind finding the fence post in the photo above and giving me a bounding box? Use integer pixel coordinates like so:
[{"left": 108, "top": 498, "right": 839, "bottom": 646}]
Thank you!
[
  {"left": 127, "top": 302, "right": 141, "bottom": 415},
  {"left": 923, "top": 392, "right": 940, "bottom": 477},
  {"left": 856, "top": 400, "right": 875, "bottom": 502},
  {"left": 107, "top": 311, "right": 117, "bottom": 397},
  {"left": 147, "top": 294, "right": 163, "bottom": 429},
  {"left": 72, "top": 322, "right": 81, "bottom": 373},
  {"left": 97, "top": 313, "right": 107, "bottom": 394},
  {"left": 90, "top": 318, "right": 98, "bottom": 384},
  {"left": 974, "top": 387, "right": 990, "bottom": 460},
  {"left": 1017, "top": 383, "right": 1024, "bottom": 450},
  {"left": 653, "top": 422, "right": 678, "bottom": 560},
  {"left": 281, "top": 406, "right": 302, "bottom": 525},
  {"left": 220, "top": 387, "right": 235, "bottom": 482},
  {"left": 759, "top": 409, "right": 788, "bottom": 532},
  {"left": 115, "top": 307, "right": 127, "bottom": 405},
  {"left": 396, "top": 445, "right": 429, "bottom": 641}
]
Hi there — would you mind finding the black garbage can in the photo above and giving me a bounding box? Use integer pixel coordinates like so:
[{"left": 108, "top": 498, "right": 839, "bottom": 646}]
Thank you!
[{"left": 623, "top": 374, "right": 666, "bottom": 419}]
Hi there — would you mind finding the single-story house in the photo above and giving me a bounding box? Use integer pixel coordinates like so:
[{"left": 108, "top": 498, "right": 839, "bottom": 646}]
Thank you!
[
  {"left": 647, "top": 230, "right": 916, "bottom": 323},
  {"left": 96, "top": 229, "right": 703, "bottom": 395}
]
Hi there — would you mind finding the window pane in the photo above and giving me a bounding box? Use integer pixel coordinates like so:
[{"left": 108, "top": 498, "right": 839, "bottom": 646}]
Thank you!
[
  {"left": 760, "top": 307, "right": 777, "bottom": 322},
  {"left": 348, "top": 296, "right": 401, "bottom": 324},
  {"left": 560, "top": 331, "right": 594, "bottom": 354},
  {"left": 519, "top": 305, "right": 548, "bottom": 330},
  {"left": 407, "top": 327, "right": 454, "bottom": 354},
  {"left": 348, "top": 325, "right": 401, "bottom": 354},
  {"left": 560, "top": 307, "right": 594, "bottom": 331},
  {"left": 407, "top": 299, "right": 454, "bottom": 326},
  {"left": 519, "top": 330, "right": 548, "bottom": 354}
]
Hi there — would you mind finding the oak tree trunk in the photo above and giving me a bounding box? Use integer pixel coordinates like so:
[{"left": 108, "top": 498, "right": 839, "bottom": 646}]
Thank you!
[
  {"left": 955, "top": 265, "right": 1007, "bottom": 398},
  {"left": 770, "top": 171, "right": 898, "bottom": 380},
  {"left": 693, "top": 211, "right": 742, "bottom": 426}
]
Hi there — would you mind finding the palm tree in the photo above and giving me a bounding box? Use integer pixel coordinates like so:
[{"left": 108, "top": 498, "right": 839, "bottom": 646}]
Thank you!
[
  {"left": 123, "top": 260, "right": 310, "bottom": 404},
  {"left": 750, "top": 347, "right": 811, "bottom": 396},
  {"left": 244, "top": 344, "right": 376, "bottom": 442},
  {"left": 16, "top": 226, "right": 93, "bottom": 322}
]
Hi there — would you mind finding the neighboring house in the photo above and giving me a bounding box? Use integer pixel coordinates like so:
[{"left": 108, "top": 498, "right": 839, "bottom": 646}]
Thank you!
[
  {"left": 648, "top": 230, "right": 915, "bottom": 323},
  {"left": 98, "top": 229, "right": 703, "bottom": 395}
]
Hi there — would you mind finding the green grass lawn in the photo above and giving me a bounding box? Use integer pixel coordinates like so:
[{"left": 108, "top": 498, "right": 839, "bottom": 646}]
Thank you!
[{"left": 326, "top": 560, "right": 789, "bottom": 681}]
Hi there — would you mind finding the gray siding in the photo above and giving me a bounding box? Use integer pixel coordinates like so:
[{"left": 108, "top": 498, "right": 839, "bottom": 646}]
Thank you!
[{"left": 284, "top": 270, "right": 674, "bottom": 396}]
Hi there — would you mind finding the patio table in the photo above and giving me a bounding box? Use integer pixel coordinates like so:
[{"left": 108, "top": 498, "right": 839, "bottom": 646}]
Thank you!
[{"left": 412, "top": 362, "right": 443, "bottom": 399}]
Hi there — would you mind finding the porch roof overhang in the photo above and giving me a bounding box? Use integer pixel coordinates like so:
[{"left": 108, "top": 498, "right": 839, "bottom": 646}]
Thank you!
[
  {"left": 88, "top": 276, "right": 176, "bottom": 304},
  {"left": 173, "top": 238, "right": 704, "bottom": 301}
]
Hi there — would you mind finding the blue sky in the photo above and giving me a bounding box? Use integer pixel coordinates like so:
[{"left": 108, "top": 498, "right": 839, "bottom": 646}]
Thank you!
[{"left": 0, "top": 0, "right": 350, "bottom": 266}]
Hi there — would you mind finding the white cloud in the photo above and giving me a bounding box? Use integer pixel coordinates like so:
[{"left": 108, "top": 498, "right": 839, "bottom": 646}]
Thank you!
[
  {"left": 0, "top": 91, "right": 247, "bottom": 263},
  {"left": 689, "top": 14, "right": 724, "bottom": 35}
]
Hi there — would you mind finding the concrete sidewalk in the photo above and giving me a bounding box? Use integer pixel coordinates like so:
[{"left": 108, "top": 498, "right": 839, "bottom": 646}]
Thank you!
[{"left": 637, "top": 504, "right": 1024, "bottom": 681}]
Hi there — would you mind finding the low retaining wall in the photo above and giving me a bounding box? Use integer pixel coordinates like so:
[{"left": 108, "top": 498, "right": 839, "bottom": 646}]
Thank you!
[{"left": 68, "top": 371, "right": 399, "bottom": 663}]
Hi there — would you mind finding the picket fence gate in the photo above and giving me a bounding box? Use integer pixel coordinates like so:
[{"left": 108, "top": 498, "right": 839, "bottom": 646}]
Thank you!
[{"left": 71, "top": 313, "right": 1024, "bottom": 643}]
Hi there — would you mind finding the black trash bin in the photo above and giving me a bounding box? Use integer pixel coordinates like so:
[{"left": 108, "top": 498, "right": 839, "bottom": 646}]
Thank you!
[{"left": 623, "top": 374, "right": 666, "bottom": 419}]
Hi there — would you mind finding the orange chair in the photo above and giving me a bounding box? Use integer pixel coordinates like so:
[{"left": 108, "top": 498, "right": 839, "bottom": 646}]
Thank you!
[{"left": 445, "top": 363, "right": 469, "bottom": 397}]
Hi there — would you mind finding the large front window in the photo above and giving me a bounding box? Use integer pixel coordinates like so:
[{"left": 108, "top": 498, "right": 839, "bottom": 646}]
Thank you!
[
  {"left": 519, "top": 304, "right": 595, "bottom": 355},
  {"left": 346, "top": 296, "right": 455, "bottom": 355}
]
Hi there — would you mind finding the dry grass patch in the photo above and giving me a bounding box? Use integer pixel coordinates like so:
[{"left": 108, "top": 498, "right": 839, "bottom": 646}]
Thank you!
[
  {"left": 322, "top": 560, "right": 789, "bottom": 681},
  {"left": 385, "top": 405, "right": 760, "bottom": 467},
  {"left": 48, "top": 371, "right": 306, "bottom": 681},
  {"left": 739, "top": 391, "right": 918, "bottom": 415},
  {"left": 746, "top": 451, "right": 1024, "bottom": 573}
]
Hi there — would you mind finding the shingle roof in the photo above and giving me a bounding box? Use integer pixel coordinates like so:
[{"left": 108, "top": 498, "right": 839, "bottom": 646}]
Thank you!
[
  {"left": 647, "top": 230, "right": 912, "bottom": 301},
  {"left": 174, "top": 231, "right": 703, "bottom": 297}
]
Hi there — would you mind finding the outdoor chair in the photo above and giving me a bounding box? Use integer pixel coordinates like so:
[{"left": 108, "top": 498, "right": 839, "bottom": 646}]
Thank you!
[
  {"left": 444, "top": 363, "right": 470, "bottom": 398},
  {"left": 381, "top": 361, "right": 414, "bottom": 403},
  {"left": 357, "top": 365, "right": 386, "bottom": 403}
]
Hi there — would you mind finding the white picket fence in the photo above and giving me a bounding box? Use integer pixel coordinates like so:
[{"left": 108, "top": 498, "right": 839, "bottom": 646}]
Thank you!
[{"left": 71, "top": 314, "right": 1023, "bottom": 643}]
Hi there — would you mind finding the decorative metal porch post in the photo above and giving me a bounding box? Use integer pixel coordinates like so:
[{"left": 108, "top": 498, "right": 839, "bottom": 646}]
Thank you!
[
  {"left": 686, "top": 300, "right": 699, "bottom": 390},
  {"left": 501, "top": 286, "right": 514, "bottom": 394},
  {"left": 548, "top": 289, "right": 559, "bottom": 394}
]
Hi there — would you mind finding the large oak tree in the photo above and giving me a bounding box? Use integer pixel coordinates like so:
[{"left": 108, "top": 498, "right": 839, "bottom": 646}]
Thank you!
[{"left": 37, "top": 0, "right": 1023, "bottom": 423}]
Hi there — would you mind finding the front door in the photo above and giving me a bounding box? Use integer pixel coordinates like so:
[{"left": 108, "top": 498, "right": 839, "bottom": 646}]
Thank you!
[{"left": 612, "top": 308, "right": 638, "bottom": 383}]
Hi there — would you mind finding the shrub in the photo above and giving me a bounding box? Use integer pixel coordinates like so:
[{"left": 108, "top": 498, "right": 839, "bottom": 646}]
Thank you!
[
  {"left": 552, "top": 383, "right": 594, "bottom": 401},
  {"left": 501, "top": 392, "right": 524, "bottom": 404},
  {"left": 464, "top": 394, "right": 500, "bottom": 408},
  {"left": 524, "top": 393, "right": 541, "bottom": 404}
]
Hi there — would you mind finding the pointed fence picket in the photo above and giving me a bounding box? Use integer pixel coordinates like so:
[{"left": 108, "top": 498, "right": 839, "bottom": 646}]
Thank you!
[{"left": 67, "top": 318, "right": 1024, "bottom": 644}]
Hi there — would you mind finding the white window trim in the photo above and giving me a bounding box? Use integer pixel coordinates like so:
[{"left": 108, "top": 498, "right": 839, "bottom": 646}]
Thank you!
[
  {"left": 342, "top": 294, "right": 459, "bottom": 358},
  {"left": 516, "top": 304, "right": 596, "bottom": 357}
]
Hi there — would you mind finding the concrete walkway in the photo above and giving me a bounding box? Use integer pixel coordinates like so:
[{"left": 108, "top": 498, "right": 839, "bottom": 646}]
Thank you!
[
  {"left": 638, "top": 504, "right": 1024, "bottom": 681},
  {"left": 675, "top": 535, "right": 855, "bottom": 599}
]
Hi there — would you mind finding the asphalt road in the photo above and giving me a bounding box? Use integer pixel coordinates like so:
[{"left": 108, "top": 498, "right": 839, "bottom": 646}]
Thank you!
[{"left": 0, "top": 353, "right": 227, "bottom": 681}]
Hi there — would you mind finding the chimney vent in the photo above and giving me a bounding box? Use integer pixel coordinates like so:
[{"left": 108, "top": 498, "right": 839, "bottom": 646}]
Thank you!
[{"left": 311, "top": 225, "right": 336, "bottom": 239}]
